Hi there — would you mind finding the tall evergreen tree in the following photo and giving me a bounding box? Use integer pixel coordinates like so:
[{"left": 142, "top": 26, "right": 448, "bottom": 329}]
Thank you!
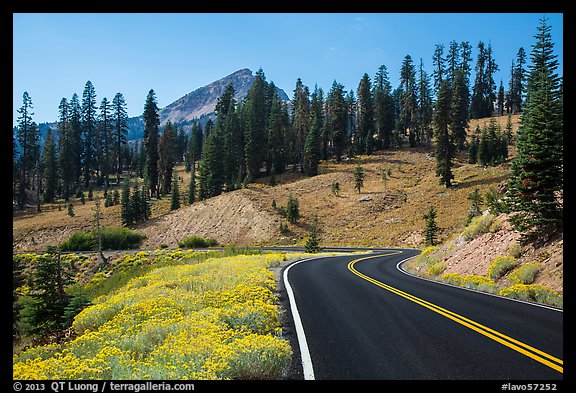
[
  {"left": 484, "top": 44, "right": 499, "bottom": 117},
  {"left": 514, "top": 47, "right": 527, "bottom": 113},
  {"left": 400, "top": 55, "right": 418, "bottom": 147},
  {"left": 170, "top": 169, "right": 180, "bottom": 210},
  {"left": 69, "top": 93, "right": 83, "bottom": 186},
  {"left": 111, "top": 93, "right": 129, "bottom": 183},
  {"left": 450, "top": 68, "right": 470, "bottom": 151},
  {"left": 354, "top": 164, "right": 365, "bottom": 193},
  {"left": 373, "top": 65, "right": 395, "bottom": 150},
  {"left": 416, "top": 59, "right": 434, "bottom": 146},
  {"left": 267, "top": 94, "right": 288, "bottom": 176},
  {"left": 201, "top": 123, "right": 225, "bottom": 198},
  {"left": 291, "top": 78, "right": 311, "bottom": 172},
  {"left": 446, "top": 40, "right": 461, "bottom": 82},
  {"left": 187, "top": 166, "right": 196, "bottom": 204},
  {"left": 16, "top": 91, "right": 39, "bottom": 209},
  {"left": 57, "top": 98, "right": 75, "bottom": 200},
  {"left": 158, "top": 120, "right": 177, "bottom": 195},
  {"left": 433, "top": 79, "right": 455, "bottom": 187},
  {"left": 27, "top": 251, "right": 71, "bottom": 337},
  {"left": 120, "top": 181, "right": 131, "bottom": 226},
  {"left": 303, "top": 116, "right": 322, "bottom": 176},
  {"left": 432, "top": 44, "right": 445, "bottom": 97},
  {"left": 244, "top": 68, "right": 268, "bottom": 180},
  {"left": 506, "top": 17, "right": 563, "bottom": 238},
  {"left": 325, "top": 81, "right": 348, "bottom": 162},
  {"left": 81, "top": 81, "right": 98, "bottom": 187},
  {"left": 310, "top": 85, "right": 326, "bottom": 160},
  {"left": 470, "top": 41, "right": 487, "bottom": 119},
  {"left": 497, "top": 80, "right": 505, "bottom": 117},
  {"left": 423, "top": 206, "right": 439, "bottom": 246},
  {"left": 97, "top": 97, "right": 113, "bottom": 187},
  {"left": 143, "top": 89, "right": 160, "bottom": 198},
  {"left": 356, "top": 73, "right": 375, "bottom": 154},
  {"left": 42, "top": 129, "right": 57, "bottom": 203}
]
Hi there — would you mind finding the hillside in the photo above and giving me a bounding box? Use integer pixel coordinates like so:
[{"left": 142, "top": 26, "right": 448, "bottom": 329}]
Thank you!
[{"left": 12, "top": 114, "right": 562, "bottom": 295}]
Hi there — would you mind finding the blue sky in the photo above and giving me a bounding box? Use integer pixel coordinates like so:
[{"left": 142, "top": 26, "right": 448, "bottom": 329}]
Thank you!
[{"left": 13, "top": 13, "right": 564, "bottom": 125}]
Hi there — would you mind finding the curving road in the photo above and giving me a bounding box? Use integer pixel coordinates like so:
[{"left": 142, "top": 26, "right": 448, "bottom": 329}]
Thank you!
[{"left": 283, "top": 249, "right": 563, "bottom": 380}]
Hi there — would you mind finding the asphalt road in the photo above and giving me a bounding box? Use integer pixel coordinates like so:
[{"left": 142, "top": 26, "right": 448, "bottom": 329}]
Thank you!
[{"left": 283, "top": 249, "right": 563, "bottom": 380}]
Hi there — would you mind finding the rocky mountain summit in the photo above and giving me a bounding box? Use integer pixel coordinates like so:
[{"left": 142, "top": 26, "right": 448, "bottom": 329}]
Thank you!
[{"left": 159, "top": 68, "right": 289, "bottom": 126}]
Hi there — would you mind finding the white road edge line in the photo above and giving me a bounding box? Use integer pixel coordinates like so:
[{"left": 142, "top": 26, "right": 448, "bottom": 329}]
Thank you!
[
  {"left": 395, "top": 256, "right": 563, "bottom": 313},
  {"left": 283, "top": 257, "right": 317, "bottom": 380}
]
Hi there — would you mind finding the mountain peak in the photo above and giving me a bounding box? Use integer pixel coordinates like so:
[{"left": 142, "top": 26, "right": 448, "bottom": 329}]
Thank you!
[{"left": 159, "top": 68, "right": 288, "bottom": 126}]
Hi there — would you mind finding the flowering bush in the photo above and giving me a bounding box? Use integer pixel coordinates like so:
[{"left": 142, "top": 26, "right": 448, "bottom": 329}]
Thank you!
[{"left": 13, "top": 252, "right": 292, "bottom": 380}]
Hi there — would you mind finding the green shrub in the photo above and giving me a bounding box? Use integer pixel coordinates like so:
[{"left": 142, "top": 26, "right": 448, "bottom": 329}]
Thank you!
[
  {"left": 427, "top": 261, "right": 447, "bottom": 277},
  {"left": 59, "top": 228, "right": 146, "bottom": 251},
  {"left": 508, "top": 244, "right": 523, "bottom": 258},
  {"left": 441, "top": 273, "right": 464, "bottom": 286},
  {"left": 463, "top": 214, "right": 495, "bottom": 241},
  {"left": 178, "top": 235, "right": 219, "bottom": 248},
  {"left": 509, "top": 263, "right": 540, "bottom": 285},
  {"left": 499, "top": 284, "right": 562, "bottom": 308},
  {"left": 462, "top": 275, "right": 499, "bottom": 293},
  {"left": 101, "top": 227, "right": 146, "bottom": 250},
  {"left": 487, "top": 256, "right": 517, "bottom": 280},
  {"left": 59, "top": 231, "right": 96, "bottom": 251}
]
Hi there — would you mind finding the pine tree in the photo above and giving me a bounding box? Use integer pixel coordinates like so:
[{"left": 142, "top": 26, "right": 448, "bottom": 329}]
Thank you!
[
  {"left": 484, "top": 44, "right": 499, "bottom": 117},
  {"left": 158, "top": 120, "right": 176, "bottom": 195},
  {"left": 16, "top": 91, "right": 39, "bottom": 209},
  {"left": 201, "top": 122, "right": 225, "bottom": 198},
  {"left": 497, "top": 80, "right": 505, "bottom": 117},
  {"left": 433, "top": 79, "right": 455, "bottom": 187},
  {"left": 468, "top": 126, "right": 480, "bottom": 164},
  {"left": 310, "top": 85, "right": 326, "bottom": 160},
  {"left": 513, "top": 47, "right": 527, "bottom": 113},
  {"left": 111, "top": 93, "right": 129, "bottom": 184},
  {"left": 450, "top": 68, "right": 470, "bottom": 151},
  {"left": 432, "top": 44, "right": 445, "bottom": 97},
  {"left": 244, "top": 69, "right": 268, "bottom": 180},
  {"left": 97, "top": 97, "right": 113, "bottom": 187},
  {"left": 416, "top": 59, "right": 434, "bottom": 146},
  {"left": 120, "top": 181, "right": 131, "bottom": 226},
  {"left": 354, "top": 164, "right": 365, "bottom": 193},
  {"left": 143, "top": 90, "right": 160, "bottom": 198},
  {"left": 286, "top": 193, "right": 300, "bottom": 223},
  {"left": 67, "top": 202, "right": 75, "bottom": 217},
  {"left": 170, "top": 170, "right": 180, "bottom": 211},
  {"left": 304, "top": 116, "right": 322, "bottom": 176},
  {"left": 304, "top": 215, "right": 322, "bottom": 253},
  {"left": 356, "top": 73, "right": 374, "bottom": 154},
  {"left": 373, "top": 65, "right": 395, "bottom": 150},
  {"left": 69, "top": 93, "right": 83, "bottom": 187},
  {"left": 267, "top": 93, "right": 288, "bottom": 177},
  {"left": 188, "top": 166, "right": 196, "bottom": 204},
  {"left": 506, "top": 17, "right": 563, "bottom": 238},
  {"left": 292, "top": 78, "right": 311, "bottom": 172},
  {"left": 42, "top": 129, "right": 57, "bottom": 203},
  {"left": 477, "top": 124, "right": 490, "bottom": 166},
  {"left": 27, "top": 250, "right": 71, "bottom": 337},
  {"left": 423, "top": 206, "right": 439, "bottom": 246},
  {"left": 57, "top": 97, "right": 75, "bottom": 200},
  {"left": 326, "top": 81, "right": 348, "bottom": 162},
  {"left": 81, "top": 81, "right": 98, "bottom": 187},
  {"left": 400, "top": 55, "right": 417, "bottom": 147},
  {"left": 470, "top": 42, "right": 486, "bottom": 119}
]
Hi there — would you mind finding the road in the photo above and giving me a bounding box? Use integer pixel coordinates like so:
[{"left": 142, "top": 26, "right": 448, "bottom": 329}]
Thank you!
[{"left": 283, "top": 249, "right": 563, "bottom": 380}]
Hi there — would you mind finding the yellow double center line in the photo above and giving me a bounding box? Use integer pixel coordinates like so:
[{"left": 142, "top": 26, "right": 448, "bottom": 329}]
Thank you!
[{"left": 347, "top": 252, "right": 563, "bottom": 374}]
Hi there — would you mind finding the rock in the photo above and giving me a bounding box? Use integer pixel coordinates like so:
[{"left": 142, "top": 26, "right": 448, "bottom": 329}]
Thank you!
[{"left": 357, "top": 196, "right": 372, "bottom": 202}]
